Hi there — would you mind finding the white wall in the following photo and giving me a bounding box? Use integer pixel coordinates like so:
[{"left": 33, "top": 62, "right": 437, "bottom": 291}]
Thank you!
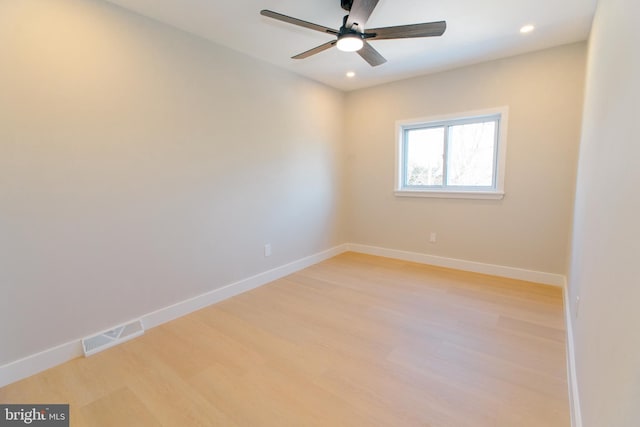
[
  {"left": 344, "top": 43, "right": 586, "bottom": 274},
  {"left": 568, "top": 0, "right": 640, "bottom": 425},
  {"left": 0, "top": 0, "right": 344, "bottom": 365}
]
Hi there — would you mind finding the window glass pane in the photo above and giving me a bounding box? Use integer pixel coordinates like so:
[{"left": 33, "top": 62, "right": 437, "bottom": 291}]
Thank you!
[
  {"left": 446, "top": 121, "right": 496, "bottom": 187},
  {"left": 405, "top": 127, "right": 445, "bottom": 186}
]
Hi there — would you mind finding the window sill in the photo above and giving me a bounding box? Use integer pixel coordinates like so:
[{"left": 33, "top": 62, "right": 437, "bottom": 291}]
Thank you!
[{"left": 394, "top": 190, "right": 505, "bottom": 200}]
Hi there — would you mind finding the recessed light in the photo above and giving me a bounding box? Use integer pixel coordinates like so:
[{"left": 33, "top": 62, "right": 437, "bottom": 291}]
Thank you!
[
  {"left": 520, "top": 24, "right": 535, "bottom": 34},
  {"left": 346, "top": 71, "right": 356, "bottom": 78}
]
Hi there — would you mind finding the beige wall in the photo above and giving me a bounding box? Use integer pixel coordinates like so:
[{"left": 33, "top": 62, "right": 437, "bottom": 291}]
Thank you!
[
  {"left": 0, "top": 0, "right": 345, "bottom": 364},
  {"left": 344, "top": 43, "right": 586, "bottom": 274},
  {"left": 569, "top": 0, "right": 640, "bottom": 425}
]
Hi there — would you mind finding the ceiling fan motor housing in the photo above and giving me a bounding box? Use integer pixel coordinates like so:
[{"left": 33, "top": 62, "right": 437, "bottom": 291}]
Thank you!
[{"left": 338, "top": 22, "right": 363, "bottom": 41}]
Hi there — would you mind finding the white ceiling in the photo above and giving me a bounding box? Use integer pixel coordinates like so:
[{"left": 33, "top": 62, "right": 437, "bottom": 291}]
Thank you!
[{"left": 103, "top": 0, "right": 597, "bottom": 91}]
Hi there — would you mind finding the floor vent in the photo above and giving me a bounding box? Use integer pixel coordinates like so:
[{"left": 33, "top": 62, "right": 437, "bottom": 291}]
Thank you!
[{"left": 82, "top": 319, "right": 144, "bottom": 356}]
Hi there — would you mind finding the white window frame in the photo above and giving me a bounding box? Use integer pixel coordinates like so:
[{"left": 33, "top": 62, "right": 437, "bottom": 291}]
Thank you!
[{"left": 395, "top": 107, "right": 509, "bottom": 200}]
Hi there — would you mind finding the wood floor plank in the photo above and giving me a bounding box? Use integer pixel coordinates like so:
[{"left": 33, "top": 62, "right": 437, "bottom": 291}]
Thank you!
[
  {"left": 79, "top": 387, "right": 161, "bottom": 427},
  {"left": 0, "top": 252, "right": 570, "bottom": 426}
]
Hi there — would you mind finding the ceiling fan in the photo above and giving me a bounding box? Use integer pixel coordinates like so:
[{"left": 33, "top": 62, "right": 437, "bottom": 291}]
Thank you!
[{"left": 260, "top": 0, "right": 446, "bottom": 67}]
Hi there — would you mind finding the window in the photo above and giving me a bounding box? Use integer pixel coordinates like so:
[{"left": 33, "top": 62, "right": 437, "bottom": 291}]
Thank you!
[{"left": 395, "top": 107, "right": 508, "bottom": 199}]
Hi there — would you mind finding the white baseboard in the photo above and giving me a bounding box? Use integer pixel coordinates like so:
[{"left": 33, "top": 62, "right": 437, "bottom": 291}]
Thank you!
[
  {"left": 346, "top": 243, "right": 566, "bottom": 287},
  {"left": 0, "top": 242, "right": 567, "bottom": 388},
  {"left": 141, "top": 244, "right": 348, "bottom": 329},
  {"left": 563, "top": 284, "right": 583, "bottom": 427},
  {"left": 0, "top": 341, "right": 84, "bottom": 389},
  {"left": 0, "top": 244, "right": 349, "bottom": 388}
]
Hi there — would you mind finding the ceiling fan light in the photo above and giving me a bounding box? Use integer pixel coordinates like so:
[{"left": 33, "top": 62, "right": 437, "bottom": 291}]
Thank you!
[{"left": 336, "top": 34, "right": 364, "bottom": 52}]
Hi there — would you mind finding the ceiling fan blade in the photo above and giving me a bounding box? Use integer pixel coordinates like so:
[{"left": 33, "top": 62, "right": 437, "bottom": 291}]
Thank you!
[
  {"left": 260, "top": 10, "right": 339, "bottom": 36},
  {"left": 292, "top": 40, "right": 337, "bottom": 59},
  {"left": 357, "top": 41, "right": 387, "bottom": 67},
  {"left": 346, "top": 0, "right": 380, "bottom": 33},
  {"left": 366, "top": 21, "right": 446, "bottom": 40}
]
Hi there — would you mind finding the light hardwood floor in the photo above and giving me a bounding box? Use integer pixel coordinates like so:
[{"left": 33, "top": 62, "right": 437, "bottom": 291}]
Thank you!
[{"left": 0, "top": 252, "right": 570, "bottom": 426}]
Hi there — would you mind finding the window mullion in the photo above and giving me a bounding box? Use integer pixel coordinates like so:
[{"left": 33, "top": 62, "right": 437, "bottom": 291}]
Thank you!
[
  {"left": 442, "top": 125, "right": 449, "bottom": 188},
  {"left": 402, "top": 129, "right": 409, "bottom": 187},
  {"left": 492, "top": 119, "right": 499, "bottom": 189}
]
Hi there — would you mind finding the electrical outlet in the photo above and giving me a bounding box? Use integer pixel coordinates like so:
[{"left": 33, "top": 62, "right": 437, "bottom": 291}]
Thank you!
[
  {"left": 429, "top": 232, "right": 437, "bottom": 243},
  {"left": 264, "top": 244, "right": 272, "bottom": 257}
]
